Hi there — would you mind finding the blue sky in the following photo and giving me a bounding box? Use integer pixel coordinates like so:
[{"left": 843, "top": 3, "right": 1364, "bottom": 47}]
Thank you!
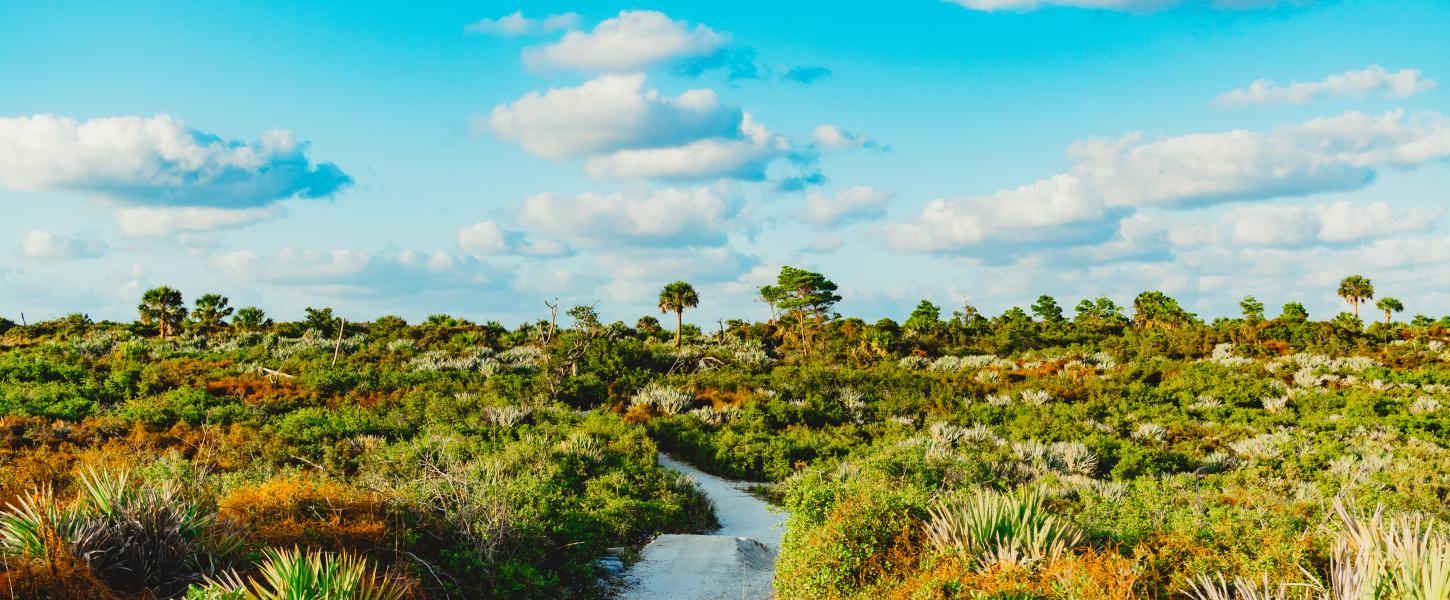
[{"left": 3, "top": 0, "right": 1448, "bottom": 327}]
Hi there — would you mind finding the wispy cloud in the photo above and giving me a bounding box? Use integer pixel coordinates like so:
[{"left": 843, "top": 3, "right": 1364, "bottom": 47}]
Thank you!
[
  {"left": 19, "top": 230, "right": 106, "bottom": 261},
  {"left": 1215, "top": 65, "right": 1436, "bottom": 108},
  {"left": 465, "top": 10, "right": 579, "bottom": 36}
]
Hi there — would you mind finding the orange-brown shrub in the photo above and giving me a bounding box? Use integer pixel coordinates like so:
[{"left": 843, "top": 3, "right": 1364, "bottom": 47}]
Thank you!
[
  {"left": 205, "top": 374, "right": 316, "bottom": 407},
  {"left": 218, "top": 477, "right": 392, "bottom": 552},
  {"left": 696, "top": 387, "right": 753, "bottom": 410},
  {"left": 0, "top": 521, "right": 112, "bottom": 599}
]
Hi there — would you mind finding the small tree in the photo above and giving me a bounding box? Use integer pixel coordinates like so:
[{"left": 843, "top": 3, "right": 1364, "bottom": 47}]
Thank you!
[
  {"left": 904, "top": 300, "right": 942, "bottom": 334},
  {"left": 658, "top": 281, "right": 699, "bottom": 348},
  {"left": 1375, "top": 297, "right": 1403, "bottom": 327},
  {"left": 1030, "top": 295, "right": 1065, "bottom": 326},
  {"left": 1132, "top": 291, "right": 1195, "bottom": 329},
  {"left": 304, "top": 307, "right": 339, "bottom": 333},
  {"left": 1337, "top": 275, "right": 1374, "bottom": 319},
  {"left": 759, "top": 284, "right": 787, "bottom": 322},
  {"left": 232, "top": 306, "right": 271, "bottom": 332},
  {"left": 1279, "top": 302, "right": 1309, "bottom": 324},
  {"left": 138, "top": 286, "right": 187, "bottom": 338},
  {"left": 191, "top": 293, "right": 234, "bottom": 335},
  {"left": 1239, "top": 296, "right": 1265, "bottom": 323},
  {"left": 770, "top": 266, "right": 842, "bottom": 352}
]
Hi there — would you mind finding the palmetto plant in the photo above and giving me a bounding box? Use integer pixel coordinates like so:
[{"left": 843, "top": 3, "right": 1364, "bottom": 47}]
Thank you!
[
  {"left": 924, "top": 488, "right": 1082, "bottom": 572},
  {"left": 139, "top": 285, "right": 188, "bottom": 338},
  {"left": 192, "top": 293, "right": 235, "bottom": 335},
  {"left": 1184, "top": 497, "right": 1450, "bottom": 600},
  {"left": 1375, "top": 297, "right": 1403, "bottom": 327},
  {"left": 658, "top": 280, "right": 700, "bottom": 349},
  {"left": 0, "top": 485, "right": 80, "bottom": 561},
  {"left": 630, "top": 383, "right": 694, "bottom": 415},
  {"left": 1337, "top": 275, "right": 1374, "bottom": 319},
  {"left": 0, "top": 469, "right": 244, "bottom": 596},
  {"left": 195, "top": 547, "right": 411, "bottom": 600}
]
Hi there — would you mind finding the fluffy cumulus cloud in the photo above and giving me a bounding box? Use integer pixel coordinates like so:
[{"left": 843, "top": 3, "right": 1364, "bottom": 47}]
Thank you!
[
  {"left": 949, "top": 0, "right": 1295, "bottom": 12},
  {"left": 802, "top": 186, "right": 892, "bottom": 227},
  {"left": 1078, "top": 111, "right": 1450, "bottom": 208},
  {"left": 211, "top": 248, "right": 501, "bottom": 297},
  {"left": 887, "top": 110, "right": 1450, "bottom": 253},
  {"left": 456, "top": 220, "right": 568, "bottom": 257},
  {"left": 1224, "top": 201, "right": 1439, "bottom": 246},
  {"left": 484, "top": 74, "right": 804, "bottom": 182},
  {"left": 581, "top": 114, "right": 794, "bottom": 181},
  {"left": 1215, "top": 65, "right": 1437, "bottom": 108},
  {"left": 465, "top": 10, "right": 579, "bottom": 36},
  {"left": 517, "top": 187, "right": 738, "bottom": 248},
  {"left": 19, "top": 230, "right": 106, "bottom": 260},
  {"left": 886, "top": 175, "right": 1126, "bottom": 252},
  {"left": 484, "top": 74, "right": 741, "bottom": 160},
  {"left": 0, "top": 114, "right": 349, "bottom": 208},
  {"left": 522, "top": 10, "right": 724, "bottom": 73}
]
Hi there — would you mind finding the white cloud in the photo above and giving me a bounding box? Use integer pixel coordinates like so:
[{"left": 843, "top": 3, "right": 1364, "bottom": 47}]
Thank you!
[
  {"left": 522, "top": 10, "right": 724, "bottom": 73},
  {"left": 483, "top": 74, "right": 742, "bottom": 160},
  {"left": 1225, "top": 201, "right": 1439, "bottom": 246},
  {"left": 805, "top": 235, "right": 844, "bottom": 253},
  {"left": 19, "top": 230, "right": 106, "bottom": 260},
  {"left": 948, "top": 0, "right": 1291, "bottom": 12},
  {"left": 1081, "top": 111, "right": 1450, "bottom": 208},
  {"left": 812, "top": 125, "right": 876, "bottom": 150},
  {"left": 1215, "top": 65, "right": 1437, "bottom": 108},
  {"left": 886, "top": 174, "right": 1121, "bottom": 252},
  {"left": 456, "top": 220, "right": 568, "bottom": 257},
  {"left": 112, "top": 205, "right": 282, "bottom": 237},
  {"left": 802, "top": 186, "right": 892, "bottom": 227},
  {"left": 485, "top": 75, "right": 803, "bottom": 182},
  {"left": 582, "top": 114, "right": 791, "bottom": 181},
  {"left": 0, "top": 114, "right": 349, "bottom": 208},
  {"left": 517, "top": 187, "right": 738, "bottom": 248},
  {"left": 594, "top": 246, "right": 759, "bottom": 286},
  {"left": 887, "top": 110, "right": 1450, "bottom": 253},
  {"left": 211, "top": 248, "right": 502, "bottom": 297},
  {"left": 465, "top": 10, "right": 579, "bottom": 36},
  {"left": 456, "top": 221, "right": 508, "bottom": 254}
]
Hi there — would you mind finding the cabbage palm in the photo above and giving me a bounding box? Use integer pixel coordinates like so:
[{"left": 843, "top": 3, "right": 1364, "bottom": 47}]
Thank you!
[
  {"left": 1338, "top": 275, "right": 1374, "bottom": 319},
  {"left": 1376, "top": 297, "right": 1404, "bottom": 326},
  {"left": 192, "top": 294, "right": 233, "bottom": 335},
  {"left": 232, "top": 306, "right": 270, "bottom": 332},
  {"left": 138, "top": 286, "right": 187, "bottom": 338},
  {"left": 658, "top": 281, "right": 699, "bottom": 348}
]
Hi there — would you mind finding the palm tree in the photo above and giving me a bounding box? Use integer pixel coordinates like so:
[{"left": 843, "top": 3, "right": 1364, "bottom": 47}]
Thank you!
[
  {"left": 191, "top": 293, "right": 233, "bottom": 335},
  {"left": 138, "top": 286, "right": 187, "bottom": 338},
  {"left": 232, "top": 306, "right": 271, "bottom": 332},
  {"left": 1376, "top": 297, "right": 1403, "bottom": 326},
  {"left": 658, "top": 281, "right": 700, "bottom": 349},
  {"left": 1337, "top": 275, "right": 1374, "bottom": 319}
]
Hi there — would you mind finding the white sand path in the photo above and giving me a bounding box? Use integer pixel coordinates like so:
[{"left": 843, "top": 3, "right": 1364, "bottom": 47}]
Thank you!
[{"left": 619, "top": 455, "right": 787, "bottom": 600}]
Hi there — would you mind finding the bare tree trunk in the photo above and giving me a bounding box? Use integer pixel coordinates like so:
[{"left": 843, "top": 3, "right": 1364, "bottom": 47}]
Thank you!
[
  {"left": 675, "top": 310, "right": 683, "bottom": 348},
  {"left": 332, "top": 317, "right": 346, "bottom": 366}
]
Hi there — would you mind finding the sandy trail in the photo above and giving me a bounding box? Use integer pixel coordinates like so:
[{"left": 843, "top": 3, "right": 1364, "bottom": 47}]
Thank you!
[{"left": 619, "top": 455, "right": 787, "bottom": 599}]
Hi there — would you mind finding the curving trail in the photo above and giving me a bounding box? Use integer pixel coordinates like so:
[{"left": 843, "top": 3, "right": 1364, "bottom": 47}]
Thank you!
[{"left": 620, "top": 455, "right": 787, "bottom": 600}]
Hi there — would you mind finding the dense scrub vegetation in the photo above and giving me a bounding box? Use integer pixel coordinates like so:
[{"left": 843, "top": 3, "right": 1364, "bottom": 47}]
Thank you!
[{"left": 2, "top": 270, "right": 1449, "bottom": 598}]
